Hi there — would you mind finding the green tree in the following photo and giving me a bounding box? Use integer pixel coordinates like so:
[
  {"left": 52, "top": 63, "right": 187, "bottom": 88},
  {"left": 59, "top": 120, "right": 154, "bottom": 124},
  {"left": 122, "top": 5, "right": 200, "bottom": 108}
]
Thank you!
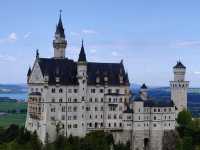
[
  {"left": 177, "top": 109, "right": 192, "bottom": 127},
  {"left": 30, "top": 131, "right": 42, "bottom": 150},
  {"left": 182, "top": 136, "right": 193, "bottom": 150}
]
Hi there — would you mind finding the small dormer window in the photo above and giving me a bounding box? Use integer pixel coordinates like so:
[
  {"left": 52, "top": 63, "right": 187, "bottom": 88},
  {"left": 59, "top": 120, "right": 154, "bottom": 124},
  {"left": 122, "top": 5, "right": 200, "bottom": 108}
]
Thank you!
[
  {"left": 96, "top": 77, "right": 100, "bottom": 83},
  {"left": 56, "top": 77, "right": 60, "bottom": 83},
  {"left": 104, "top": 76, "right": 108, "bottom": 82},
  {"left": 119, "top": 76, "right": 123, "bottom": 84},
  {"left": 44, "top": 75, "right": 49, "bottom": 82}
]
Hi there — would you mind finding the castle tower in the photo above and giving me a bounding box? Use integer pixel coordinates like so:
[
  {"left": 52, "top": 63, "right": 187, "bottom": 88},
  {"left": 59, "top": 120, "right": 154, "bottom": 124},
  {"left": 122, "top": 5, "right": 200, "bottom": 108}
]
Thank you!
[
  {"left": 140, "top": 83, "right": 148, "bottom": 101},
  {"left": 77, "top": 40, "right": 87, "bottom": 97},
  {"left": 53, "top": 11, "right": 67, "bottom": 58},
  {"left": 76, "top": 40, "right": 87, "bottom": 136},
  {"left": 170, "top": 61, "right": 189, "bottom": 112}
]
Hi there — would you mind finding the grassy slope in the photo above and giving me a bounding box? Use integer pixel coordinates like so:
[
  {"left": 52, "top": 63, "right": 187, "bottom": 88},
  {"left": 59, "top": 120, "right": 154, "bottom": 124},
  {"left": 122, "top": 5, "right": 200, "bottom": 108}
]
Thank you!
[
  {"left": 0, "top": 114, "right": 26, "bottom": 128},
  {"left": 0, "top": 102, "right": 27, "bottom": 112},
  {"left": 0, "top": 102, "right": 27, "bottom": 128}
]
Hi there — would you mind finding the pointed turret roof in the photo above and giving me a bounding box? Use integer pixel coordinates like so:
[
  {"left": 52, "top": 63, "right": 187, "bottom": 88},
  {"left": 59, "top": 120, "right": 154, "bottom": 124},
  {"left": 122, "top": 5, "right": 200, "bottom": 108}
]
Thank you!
[
  {"left": 27, "top": 67, "right": 32, "bottom": 76},
  {"left": 141, "top": 83, "right": 147, "bottom": 89},
  {"left": 55, "top": 10, "right": 65, "bottom": 38},
  {"left": 78, "top": 40, "right": 87, "bottom": 62},
  {"left": 173, "top": 61, "right": 186, "bottom": 69}
]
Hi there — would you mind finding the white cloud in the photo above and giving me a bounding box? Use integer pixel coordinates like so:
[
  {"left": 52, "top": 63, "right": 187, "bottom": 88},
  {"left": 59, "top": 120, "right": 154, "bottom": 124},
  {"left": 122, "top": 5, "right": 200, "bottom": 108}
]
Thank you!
[
  {"left": 0, "top": 32, "right": 17, "bottom": 44},
  {"left": 0, "top": 54, "right": 16, "bottom": 62},
  {"left": 82, "top": 29, "right": 97, "bottom": 35},
  {"left": 111, "top": 51, "right": 118, "bottom": 56},
  {"left": 173, "top": 40, "right": 200, "bottom": 48},
  {"left": 8, "top": 32, "right": 17, "bottom": 41},
  {"left": 24, "top": 32, "right": 31, "bottom": 39}
]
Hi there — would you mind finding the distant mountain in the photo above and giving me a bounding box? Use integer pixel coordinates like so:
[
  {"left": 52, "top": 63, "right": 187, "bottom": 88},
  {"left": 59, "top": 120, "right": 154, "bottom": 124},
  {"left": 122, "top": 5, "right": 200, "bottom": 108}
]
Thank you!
[{"left": 0, "top": 84, "right": 27, "bottom": 94}]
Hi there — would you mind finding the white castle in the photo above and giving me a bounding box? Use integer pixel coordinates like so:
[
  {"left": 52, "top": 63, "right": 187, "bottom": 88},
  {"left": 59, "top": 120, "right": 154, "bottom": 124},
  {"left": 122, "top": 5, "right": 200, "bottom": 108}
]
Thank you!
[{"left": 25, "top": 14, "right": 189, "bottom": 150}]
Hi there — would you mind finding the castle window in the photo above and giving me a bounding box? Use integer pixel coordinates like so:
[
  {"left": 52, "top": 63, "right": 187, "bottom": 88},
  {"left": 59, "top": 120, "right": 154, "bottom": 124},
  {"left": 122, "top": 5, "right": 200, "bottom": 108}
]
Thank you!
[
  {"left": 68, "top": 124, "right": 71, "bottom": 129},
  {"left": 51, "top": 108, "right": 55, "bottom": 112},
  {"left": 119, "top": 123, "right": 122, "bottom": 127},
  {"left": 158, "top": 109, "right": 160, "bottom": 112},
  {"left": 73, "top": 124, "right": 78, "bottom": 128},
  {"left": 100, "top": 89, "right": 104, "bottom": 93},
  {"left": 73, "top": 106, "right": 77, "bottom": 112},
  {"left": 108, "top": 123, "right": 111, "bottom": 127},
  {"left": 95, "top": 107, "right": 98, "bottom": 111},
  {"left": 52, "top": 99, "right": 55, "bottom": 103},
  {"left": 82, "top": 80, "right": 85, "bottom": 84},
  {"left": 82, "top": 97, "right": 84, "bottom": 101},
  {"left": 164, "top": 108, "right": 166, "bottom": 112},
  {"left": 154, "top": 116, "right": 156, "bottom": 120},
  {"left": 169, "top": 116, "right": 171, "bottom": 119},
  {"left": 73, "top": 115, "right": 77, "bottom": 120},
  {"left": 86, "top": 107, "right": 90, "bottom": 111},
  {"left": 91, "top": 89, "right": 95, "bottom": 93},
  {"left": 68, "top": 106, "right": 72, "bottom": 112},
  {"left": 62, "top": 106, "right": 65, "bottom": 112},
  {"left": 50, "top": 116, "right": 55, "bottom": 121},
  {"left": 154, "top": 109, "right": 157, "bottom": 112},
  {"left": 68, "top": 116, "right": 71, "bottom": 120},
  {"left": 101, "top": 106, "right": 104, "bottom": 111},
  {"left": 74, "top": 99, "right": 77, "bottom": 102},
  {"left": 169, "top": 123, "right": 170, "bottom": 126},
  {"left": 89, "top": 123, "right": 92, "bottom": 127},
  {"left": 95, "top": 98, "right": 98, "bottom": 102},
  {"left": 153, "top": 124, "right": 157, "bottom": 127},
  {"left": 101, "top": 98, "right": 104, "bottom": 102},
  {"left": 108, "top": 89, "right": 112, "bottom": 93},
  {"left": 114, "top": 123, "right": 117, "bottom": 127},
  {"left": 101, "top": 123, "right": 103, "bottom": 127},
  {"left": 59, "top": 88, "right": 63, "bottom": 93},
  {"left": 89, "top": 98, "right": 92, "bottom": 102},
  {"left": 114, "top": 114, "right": 117, "bottom": 119},
  {"left": 138, "top": 116, "right": 140, "bottom": 120},
  {"left": 59, "top": 99, "right": 62, "bottom": 103},
  {"left": 109, "top": 98, "right": 111, "bottom": 102},
  {"left": 101, "top": 114, "right": 103, "bottom": 119},
  {"left": 52, "top": 88, "right": 55, "bottom": 93},
  {"left": 74, "top": 89, "right": 78, "bottom": 93},
  {"left": 116, "top": 89, "right": 120, "bottom": 94},
  {"left": 95, "top": 115, "right": 98, "bottom": 119},
  {"left": 90, "top": 115, "right": 92, "bottom": 119}
]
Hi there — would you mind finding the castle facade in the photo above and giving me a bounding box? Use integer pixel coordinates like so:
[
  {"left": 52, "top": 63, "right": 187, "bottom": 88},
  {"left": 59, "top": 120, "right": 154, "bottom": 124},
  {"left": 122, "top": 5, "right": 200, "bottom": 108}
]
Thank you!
[{"left": 25, "top": 14, "right": 189, "bottom": 150}]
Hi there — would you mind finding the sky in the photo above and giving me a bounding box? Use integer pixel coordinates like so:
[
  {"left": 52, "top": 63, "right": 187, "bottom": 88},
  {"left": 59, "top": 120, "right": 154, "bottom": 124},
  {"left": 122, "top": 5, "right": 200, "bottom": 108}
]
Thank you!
[{"left": 1, "top": 0, "right": 200, "bottom": 86}]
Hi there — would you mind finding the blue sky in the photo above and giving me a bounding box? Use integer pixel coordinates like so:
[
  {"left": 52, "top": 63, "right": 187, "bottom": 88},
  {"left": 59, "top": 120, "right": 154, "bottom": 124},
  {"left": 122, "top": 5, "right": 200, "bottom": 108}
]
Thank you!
[{"left": 1, "top": 0, "right": 200, "bottom": 86}]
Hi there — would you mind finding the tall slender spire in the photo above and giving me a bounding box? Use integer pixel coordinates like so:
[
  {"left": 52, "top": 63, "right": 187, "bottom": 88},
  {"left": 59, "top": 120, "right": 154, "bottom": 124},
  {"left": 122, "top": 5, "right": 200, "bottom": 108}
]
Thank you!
[
  {"left": 55, "top": 9, "right": 65, "bottom": 38},
  {"left": 36, "top": 49, "right": 39, "bottom": 59},
  {"left": 78, "top": 40, "right": 87, "bottom": 62},
  {"left": 53, "top": 10, "right": 67, "bottom": 58}
]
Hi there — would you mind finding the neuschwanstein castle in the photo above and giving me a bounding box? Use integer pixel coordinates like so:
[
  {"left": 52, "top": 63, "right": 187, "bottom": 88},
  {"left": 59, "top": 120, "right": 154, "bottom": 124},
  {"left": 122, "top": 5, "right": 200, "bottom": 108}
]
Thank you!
[{"left": 25, "top": 14, "right": 189, "bottom": 150}]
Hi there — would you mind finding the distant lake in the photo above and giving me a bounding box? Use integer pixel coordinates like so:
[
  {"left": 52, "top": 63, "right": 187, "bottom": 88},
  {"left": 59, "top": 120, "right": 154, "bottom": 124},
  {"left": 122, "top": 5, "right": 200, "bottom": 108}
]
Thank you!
[{"left": 0, "top": 93, "right": 27, "bottom": 101}]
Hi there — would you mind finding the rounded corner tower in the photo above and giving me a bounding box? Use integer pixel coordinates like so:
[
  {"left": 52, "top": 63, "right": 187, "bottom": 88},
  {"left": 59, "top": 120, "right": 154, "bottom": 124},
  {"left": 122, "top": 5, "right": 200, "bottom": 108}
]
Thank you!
[{"left": 170, "top": 61, "right": 189, "bottom": 113}]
